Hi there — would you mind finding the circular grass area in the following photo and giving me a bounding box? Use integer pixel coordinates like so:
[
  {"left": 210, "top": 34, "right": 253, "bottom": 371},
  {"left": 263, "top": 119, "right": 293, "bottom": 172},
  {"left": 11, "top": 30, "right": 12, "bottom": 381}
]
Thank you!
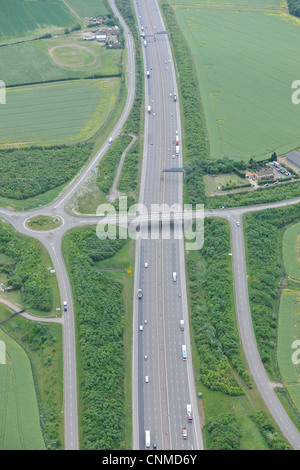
[
  {"left": 50, "top": 44, "right": 97, "bottom": 68},
  {"left": 26, "top": 215, "right": 63, "bottom": 231}
]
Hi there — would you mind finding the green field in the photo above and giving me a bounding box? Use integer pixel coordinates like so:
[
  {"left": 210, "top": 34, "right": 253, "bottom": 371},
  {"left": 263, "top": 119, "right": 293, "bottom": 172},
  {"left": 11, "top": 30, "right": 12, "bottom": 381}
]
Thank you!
[
  {"left": 0, "top": 36, "right": 122, "bottom": 86},
  {"left": 168, "top": 0, "right": 284, "bottom": 6},
  {"left": 203, "top": 173, "right": 249, "bottom": 195},
  {"left": 0, "top": 0, "right": 78, "bottom": 44},
  {"left": 277, "top": 222, "right": 300, "bottom": 416},
  {"left": 277, "top": 290, "right": 300, "bottom": 384},
  {"left": 283, "top": 222, "right": 300, "bottom": 281},
  {"left": 277, "top": 289, "right": 300, "bottom": 417},
  {"left": 65, "top": 0, "right": 108, "bottom": 17},
  {"left": 0, "top": 328, "right": 45, "bottom": 449},
  {"left": 0, "top": 78, "right": 120, "bottom": 146},
  {"left": 173, "top": 6, "right": 300, "bottom": 160}
]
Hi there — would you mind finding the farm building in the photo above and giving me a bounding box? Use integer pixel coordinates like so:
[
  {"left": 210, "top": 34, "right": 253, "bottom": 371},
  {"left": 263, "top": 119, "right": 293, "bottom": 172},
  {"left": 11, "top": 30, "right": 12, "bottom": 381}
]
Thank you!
[
  {"left": 96, "top": 34, "right": 107, "bottom": 43},
  {"left": 286, "top": 151, "right": 300, "bottom": 170},
  {"left": 255, "top": 168, "right": 274, "bottom": 181}
]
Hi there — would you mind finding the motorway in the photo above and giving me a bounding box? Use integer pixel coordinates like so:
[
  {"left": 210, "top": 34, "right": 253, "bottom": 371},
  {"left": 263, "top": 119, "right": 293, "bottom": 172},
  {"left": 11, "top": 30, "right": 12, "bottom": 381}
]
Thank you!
[
  {"left": 0, "top": 0, "right": 300, "bottom": 452},
  {"left": 132, "top": 0, "right": 203, "bottom": 450}
]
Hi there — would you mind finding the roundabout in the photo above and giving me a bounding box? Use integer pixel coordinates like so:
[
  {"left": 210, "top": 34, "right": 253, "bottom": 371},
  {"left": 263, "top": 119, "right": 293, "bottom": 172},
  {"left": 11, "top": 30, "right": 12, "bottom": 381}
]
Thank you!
[{"left": 25, "top": 214, "right": 64, "bottom": 232}]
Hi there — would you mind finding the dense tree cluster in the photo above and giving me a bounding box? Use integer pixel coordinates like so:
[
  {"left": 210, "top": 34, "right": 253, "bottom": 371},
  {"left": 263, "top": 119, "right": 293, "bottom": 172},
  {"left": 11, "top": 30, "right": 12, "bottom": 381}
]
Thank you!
[
  {"left": 244, "top": 204, "right": 300, "bottom": 376},
  {"left": 287, "top": 0, "right": 300, "bottom": 18},
  {"left": 251, "top": 411, "right": 290, "bottom": 450},
  {"left": 118, "top": 139, "right": 140, "bottom": 199},
  {"left": 207, "top": 179, "right": 300, "bottom": 209},
  {"left": 187, "top": 218, "right": 248, "bottom": 395},
  {"left": 116, "top": 0, "right": 144, "bottom": 135},
  {"left": 206, "top": 413, "right": 241, "bottom": 450},
  {"left": 97, "top": 135, "right": 132, "bottom": 194},
  {"left": 0, "top": 143, "right": 93, "bottom": 199},
  {"left": 0, "top": 220, "right": 52, "bottom": 311},
  {"left": 65, "top": 228, "right": 127, "bottom": 449}
]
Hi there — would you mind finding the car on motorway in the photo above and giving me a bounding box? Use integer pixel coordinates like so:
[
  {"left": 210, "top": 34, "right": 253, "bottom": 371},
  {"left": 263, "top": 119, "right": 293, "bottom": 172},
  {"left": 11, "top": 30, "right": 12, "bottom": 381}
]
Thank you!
[
  {"left": 145, "top": 262, "right": 148, "bottom": 268},
  {"left": 153, "top": 442, "right": 157, "bottom": 449},
  {"left": 138, "top": 288, "right": 143, "bottom": 298},
  {"left": 236, "top": 222, "right": 240, "bottom": 227},
  {"left": 145, "top": 376, "right": 149, "bottom": 383},
  {"left": 182, "top": 427, "right": 188, "bottom": 439},
  {"left": 63, "top": 301, "right": 67, "bottom": 312},
  {"left": 139, "top": 325, "right": 143, "bottom": 331},
  {"left": 180, "top": 320, "right": 184, "bottom": 331},
  {"left": 172, "top": 272, "right": 177, "bottom": 282}
]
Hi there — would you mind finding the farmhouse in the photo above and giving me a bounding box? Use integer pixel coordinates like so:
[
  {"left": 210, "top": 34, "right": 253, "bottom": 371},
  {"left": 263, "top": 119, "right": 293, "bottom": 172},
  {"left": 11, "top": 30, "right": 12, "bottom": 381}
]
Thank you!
[
  {"left": 286, "top": 151, "right": 300, "bottom": 170},
  {"left": 255, "top": 168, "right": 274, "bottom": 181},
  {"left": 245, "top": 171, "right": 255, "bottom": 180}
]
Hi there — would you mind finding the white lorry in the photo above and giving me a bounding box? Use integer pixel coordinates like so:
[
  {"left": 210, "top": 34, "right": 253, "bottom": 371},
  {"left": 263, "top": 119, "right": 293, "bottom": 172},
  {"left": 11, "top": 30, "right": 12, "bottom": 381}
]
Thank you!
[{"left": 187, "top": 404, "right": 193, "bottom": 422}]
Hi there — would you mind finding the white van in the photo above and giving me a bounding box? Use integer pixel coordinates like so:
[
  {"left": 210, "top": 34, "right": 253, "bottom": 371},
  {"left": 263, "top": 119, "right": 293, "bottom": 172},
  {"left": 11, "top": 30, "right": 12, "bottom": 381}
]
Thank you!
[
  {"left": 145, "top": 430, "right": 150, "bottom": 448},
  {"left": 172, "top": 272, "right": 177, "bottom": 282}
]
